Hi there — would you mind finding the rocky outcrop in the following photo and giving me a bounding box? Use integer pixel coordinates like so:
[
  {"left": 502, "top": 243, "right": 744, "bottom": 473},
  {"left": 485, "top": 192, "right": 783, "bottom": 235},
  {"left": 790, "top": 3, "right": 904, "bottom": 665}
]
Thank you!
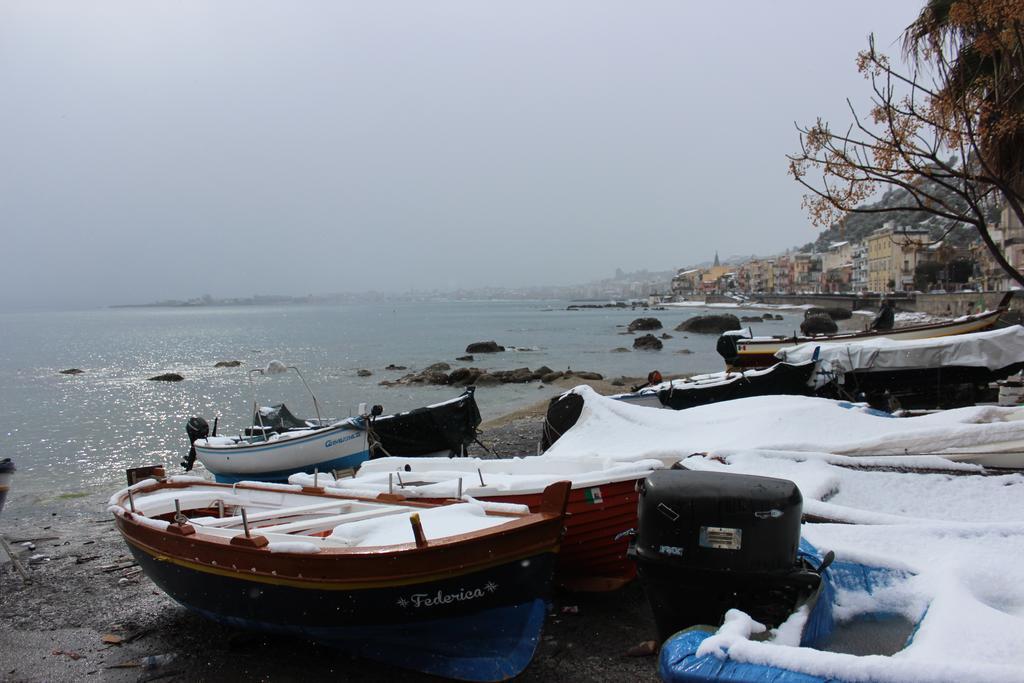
[
  {"left": 448, "top": 367, "right": 481, "bottom": 386},
  {"left": 378, "top": 363, "right": 602, "bottom": 388},
  {"left": 675, "top": 314, "right": 741, "bottom": 334},
  {"left": 567, "top": 302, "right": 628, "bottom": 310},
  {"left": 633, "top": 334, "right": 663, "bottom": 351},
  {"left": 149, "top": 373, "right": 184, "bottom": 382},
  {"left": 59, "top": 368, "right": 84, "bottom": 375},
  {"left": 214, "top": 360, "right": 242, "bottom": 368},
  {"left": 571, "top": 371, "right": 604, "bottom": 380},
  {"left": 800, "top": 315, "right": 838, "bottom": 335},
  {"left": 356, "top": 369, "right": 372, "bottom": 377},
  {"left": 627, "top": 317, "right": 662, "bottom": 332},
  {"left": 465, "top": 341, "right": 505, "bottom": 353}
]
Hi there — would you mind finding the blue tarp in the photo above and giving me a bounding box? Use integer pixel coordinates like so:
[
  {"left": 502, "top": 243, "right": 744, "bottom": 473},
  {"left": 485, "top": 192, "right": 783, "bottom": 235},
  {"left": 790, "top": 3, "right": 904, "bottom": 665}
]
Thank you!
[{"left": 659, "top": 540, "right": 914, "bottom": 683}]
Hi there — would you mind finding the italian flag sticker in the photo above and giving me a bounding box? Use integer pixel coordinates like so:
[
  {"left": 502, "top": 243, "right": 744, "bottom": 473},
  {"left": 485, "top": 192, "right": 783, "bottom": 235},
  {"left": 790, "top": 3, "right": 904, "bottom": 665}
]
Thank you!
[{"left": 584, "top": 487, "right": 603, "bottom": 504}]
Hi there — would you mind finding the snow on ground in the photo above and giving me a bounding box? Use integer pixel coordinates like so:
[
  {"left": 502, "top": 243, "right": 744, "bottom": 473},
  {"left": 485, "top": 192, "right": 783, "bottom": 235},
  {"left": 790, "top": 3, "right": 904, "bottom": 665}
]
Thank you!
[{"left": 546, "top": 388, "right": 1024, "bottom": 681}]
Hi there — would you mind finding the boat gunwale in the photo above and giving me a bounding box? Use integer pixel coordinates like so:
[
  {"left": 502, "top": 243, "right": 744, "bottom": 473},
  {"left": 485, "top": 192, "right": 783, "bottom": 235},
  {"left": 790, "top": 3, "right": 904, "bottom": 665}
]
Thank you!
[{"left": 111, "top": 479, "right": 569, "bottom": 578}]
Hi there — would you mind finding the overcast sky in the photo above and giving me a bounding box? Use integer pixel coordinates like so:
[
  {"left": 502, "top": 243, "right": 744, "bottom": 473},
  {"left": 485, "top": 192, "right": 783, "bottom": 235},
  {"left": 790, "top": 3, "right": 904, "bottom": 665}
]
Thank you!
[{"left": 0, "top": 1, "right": 923, "bottom": 309}]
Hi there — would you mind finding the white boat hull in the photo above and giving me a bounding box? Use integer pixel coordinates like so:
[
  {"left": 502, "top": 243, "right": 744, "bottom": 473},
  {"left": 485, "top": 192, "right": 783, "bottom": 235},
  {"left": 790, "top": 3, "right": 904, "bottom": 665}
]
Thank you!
[{"left": 195, "top": 419, "right": 370, "bottom": 483}]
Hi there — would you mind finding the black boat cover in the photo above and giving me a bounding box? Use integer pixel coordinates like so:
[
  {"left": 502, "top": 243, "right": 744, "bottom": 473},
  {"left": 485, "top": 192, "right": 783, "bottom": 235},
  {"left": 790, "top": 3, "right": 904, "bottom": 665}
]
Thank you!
[{"left": 369, "top": 388, "right": 482, "bottom": 458}]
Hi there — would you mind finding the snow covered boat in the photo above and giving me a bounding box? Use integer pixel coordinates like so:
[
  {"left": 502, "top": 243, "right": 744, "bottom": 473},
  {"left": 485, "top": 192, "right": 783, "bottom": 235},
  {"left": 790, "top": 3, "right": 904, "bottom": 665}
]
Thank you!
[
  {"left": 108, "top": 473, "right": 571, "bottom": 682},
  {"left": 717, "top": 293, "right": 1012, "bottom": 369},
  {"left": 540, "top": 361, "right": 819, "bottom": 450},
  {"left": 658, "top": 541, "right": 921, "bottom": 683},
  {"left": 294, "top": 454, "right": 666, "bottom": 592},
  {"left": 0, "top": 458, "right": 13, "bottom": 515},
  {"left": 540, "top": 386, "right": 1024, "bottom": 469},
  {"left": 185, "top": 388, "right": 481, "bottom": 484},
  {"left": 780, "top": 326, "right": 1024, "bottom": 410}
]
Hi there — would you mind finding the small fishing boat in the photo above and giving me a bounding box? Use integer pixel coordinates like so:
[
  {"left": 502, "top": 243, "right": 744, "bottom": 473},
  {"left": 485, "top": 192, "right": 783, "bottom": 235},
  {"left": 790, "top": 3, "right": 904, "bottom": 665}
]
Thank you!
[
  {"left": 781, "top": 325, "right": 1024, "bottom": 410},
  {"left": 185, "top": 377, "right": 481, "bottom": 483},
  {"left": 717, "top": 293, "right": 1012, "bottom": 369},
  {"left": 658, "top": 541, "right": 920, "bottom": 683},
  {"left": 0, "top": 458, "right": 14, "bottom": 515},
  {"left": 540, "top": 360, "right": 819, "bottom": 450},
  {"left": 297, "top": 454, "right": 666, "bottom": 592},
  {"left": 108, "top": 471, "right": 571, "bottom": 682}
]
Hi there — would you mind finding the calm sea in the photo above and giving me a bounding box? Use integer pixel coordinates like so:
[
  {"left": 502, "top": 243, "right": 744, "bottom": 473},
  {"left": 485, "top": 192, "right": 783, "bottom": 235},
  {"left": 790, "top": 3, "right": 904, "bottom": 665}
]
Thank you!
[{"left": 0, "top": 301, "right": 804, "bottom": 499}]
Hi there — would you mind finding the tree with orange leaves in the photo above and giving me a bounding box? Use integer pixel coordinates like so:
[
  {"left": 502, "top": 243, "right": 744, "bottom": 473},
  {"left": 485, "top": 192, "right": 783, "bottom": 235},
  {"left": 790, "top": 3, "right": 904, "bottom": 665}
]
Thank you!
[{"left": 790, "top": 0, "right": 1024, "bottom": 287}]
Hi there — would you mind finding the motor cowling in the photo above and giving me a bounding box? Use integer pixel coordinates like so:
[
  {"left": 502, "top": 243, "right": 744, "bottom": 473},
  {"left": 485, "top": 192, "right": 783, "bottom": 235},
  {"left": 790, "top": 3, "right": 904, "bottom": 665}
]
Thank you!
[
  {"left": 716, "top": 333, "right": 740, "bottom": 363},
  {"left": 182, "top": 416, "right": 210, "bottom": 471}
]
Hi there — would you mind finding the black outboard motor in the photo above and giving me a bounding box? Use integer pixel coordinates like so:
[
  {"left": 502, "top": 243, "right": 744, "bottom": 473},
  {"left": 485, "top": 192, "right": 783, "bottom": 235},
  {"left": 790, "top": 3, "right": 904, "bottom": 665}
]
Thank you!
[
  {"left": 182, "top": 416, "right": 210, "bottom": 471},
  {"left": 715, "top": 332, "right": 741, "bottom": 365},
  {"left": 630, "top": 469, "right": 820, "bottom": 643}
]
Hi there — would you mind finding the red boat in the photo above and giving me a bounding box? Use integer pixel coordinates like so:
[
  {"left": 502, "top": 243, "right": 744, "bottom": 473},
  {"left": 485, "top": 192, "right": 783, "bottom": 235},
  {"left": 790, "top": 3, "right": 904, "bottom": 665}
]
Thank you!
[{"left": 297, "top": 455, "right": 665, "bottom": 592}]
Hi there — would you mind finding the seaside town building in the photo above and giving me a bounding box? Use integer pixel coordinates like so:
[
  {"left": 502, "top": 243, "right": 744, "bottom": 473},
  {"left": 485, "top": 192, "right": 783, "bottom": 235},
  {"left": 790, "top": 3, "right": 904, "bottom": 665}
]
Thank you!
[
  {"left": 670, "top": 211, "right": 1018, "bottom": 298},
  {"left": 974, "top": 206, "right": 1024, "bottom": 291}
]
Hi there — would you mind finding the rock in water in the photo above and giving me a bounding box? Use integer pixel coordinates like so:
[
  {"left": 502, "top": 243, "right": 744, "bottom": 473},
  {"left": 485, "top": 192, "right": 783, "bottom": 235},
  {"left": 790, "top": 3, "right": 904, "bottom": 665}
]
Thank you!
[
  {"left": 573, "top": 371, "right": 604, "bottom": 380},
  {"left": 214, "top": 360, "right": 242, "bottom": 368},
  {"left": 455, "top": 355, "right": 473, "bottom": 361},
  {"left": 675, "top": 314, "right": 741, "bottom": 334},
  {"left": 149, "top": 373, "right": 184, "bottom": 382},
  {"left": 633, "top": 334, "right": 663, "bottom": 350},
  {"left": 356, "top": 369, "right": 372, "bottom": 377},
  {"left": 465, "top": 341, "right": 505, "bottom": 353},
  {"left": 59, "top": 368, "right": 85, "bottom": 375},
  {"left": 627, "top": 317, "right": 662, "bottom": 332},
  {"left": 800, "top": 315, "right": 838, "bottom": 335}
]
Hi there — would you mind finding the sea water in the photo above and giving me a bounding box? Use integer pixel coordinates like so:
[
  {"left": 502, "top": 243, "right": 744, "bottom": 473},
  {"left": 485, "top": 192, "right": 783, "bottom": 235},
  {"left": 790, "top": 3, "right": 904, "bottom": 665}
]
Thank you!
[{"left": 0, "top": 301, "right": 806, "bottom": 497}]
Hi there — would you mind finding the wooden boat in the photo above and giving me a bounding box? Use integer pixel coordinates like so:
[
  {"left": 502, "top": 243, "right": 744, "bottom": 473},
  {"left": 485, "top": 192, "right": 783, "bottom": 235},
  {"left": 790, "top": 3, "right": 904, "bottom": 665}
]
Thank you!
[
  {"left": 186, "top": 388, "right": 481, "bottom": 484},
  {"left": 540, "top": 361, "right": 819, "bottom": 450},
  {"left": 306, "top": 455, "right": 665, "bottom": 592},
  {"left": 108, "top": 471, "right": 571, "bottom": 682},
  {"left": 0, "top": 458, "right": 13, "bottom": 515},
  {"left": 717, "top": 293, "right": 1012, "bottom": 369},
  {"left": 658, "top": 541, "right": 919, "bottom": 683}
]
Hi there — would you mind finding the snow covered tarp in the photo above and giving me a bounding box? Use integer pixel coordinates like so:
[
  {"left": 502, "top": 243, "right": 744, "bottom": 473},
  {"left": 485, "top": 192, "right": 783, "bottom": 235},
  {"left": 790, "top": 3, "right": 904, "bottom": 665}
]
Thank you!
[
  {"left": 542, "top": 386, "right": 1024, "bottom": 463},
  {"left": 775, "top": 325, "right": 1024, "bottom": 373}
]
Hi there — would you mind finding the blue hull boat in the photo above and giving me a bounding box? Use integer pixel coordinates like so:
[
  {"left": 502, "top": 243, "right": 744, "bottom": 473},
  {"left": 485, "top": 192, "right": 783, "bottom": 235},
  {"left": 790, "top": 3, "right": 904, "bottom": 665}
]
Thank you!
[{"left": 659, "top": 541, "right": 917, "bottom": 683}]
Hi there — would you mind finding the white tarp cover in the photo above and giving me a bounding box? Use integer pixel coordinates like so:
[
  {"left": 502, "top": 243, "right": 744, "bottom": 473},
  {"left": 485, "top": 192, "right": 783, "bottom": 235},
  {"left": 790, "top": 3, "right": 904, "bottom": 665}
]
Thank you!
[{"left": 775, "top": 325, "right": 1024, "bottom": 373}]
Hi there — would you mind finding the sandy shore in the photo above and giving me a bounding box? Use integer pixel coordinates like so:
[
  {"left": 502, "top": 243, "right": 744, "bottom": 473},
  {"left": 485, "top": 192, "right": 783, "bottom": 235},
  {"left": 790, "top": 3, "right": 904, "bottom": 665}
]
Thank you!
[{"left": 0, "top": 383, "right": 662, "bottom": 683}]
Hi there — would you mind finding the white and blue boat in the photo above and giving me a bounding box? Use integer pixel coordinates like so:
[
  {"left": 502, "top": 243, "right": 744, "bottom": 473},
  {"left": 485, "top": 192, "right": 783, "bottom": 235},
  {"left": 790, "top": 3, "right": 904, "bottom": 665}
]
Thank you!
[
  {"left": 184, "top": 363, "right": 481, "bottom": 483},
  {"left": 191, "top": 416, "right": 375, "bottom": 484}
]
